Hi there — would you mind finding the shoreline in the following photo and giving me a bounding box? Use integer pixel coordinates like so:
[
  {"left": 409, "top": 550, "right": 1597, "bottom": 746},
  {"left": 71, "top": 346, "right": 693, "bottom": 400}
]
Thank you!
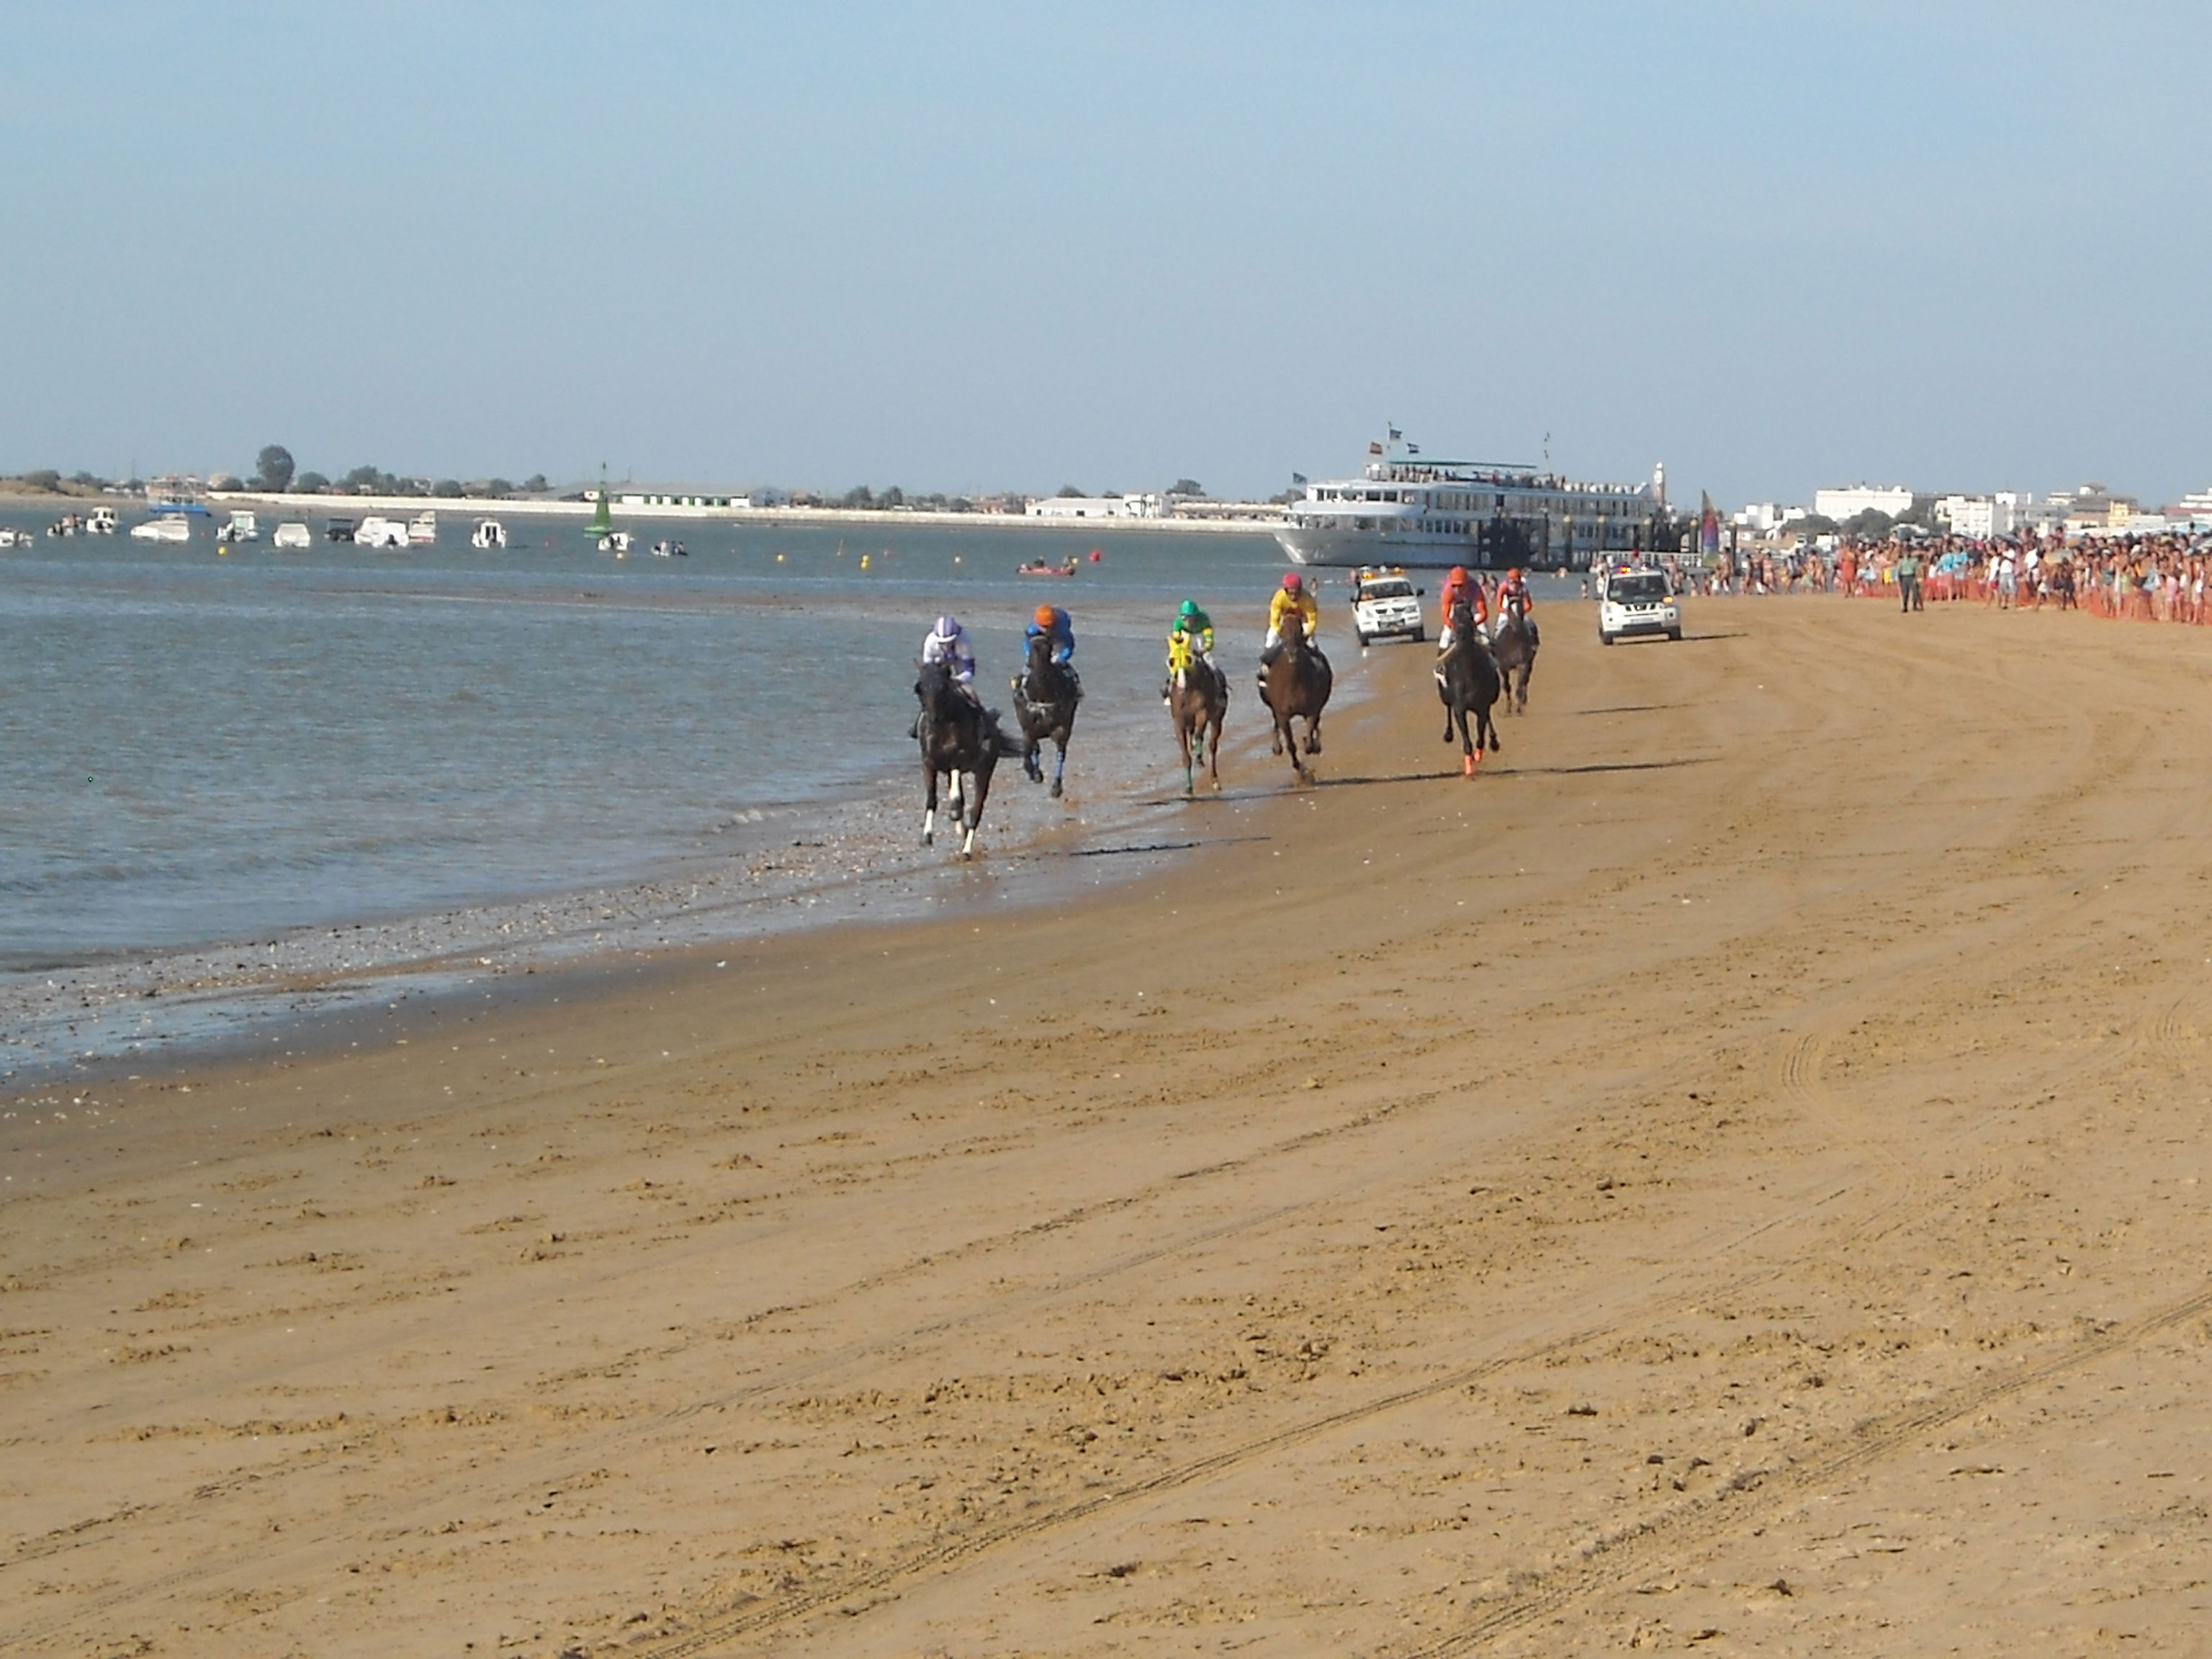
[
  {"left": 201, "top": 490, "right": 1283, "bottom": 533},
  {"left": 1, "top": 617, "right": 1361, "bottom": 1087}
]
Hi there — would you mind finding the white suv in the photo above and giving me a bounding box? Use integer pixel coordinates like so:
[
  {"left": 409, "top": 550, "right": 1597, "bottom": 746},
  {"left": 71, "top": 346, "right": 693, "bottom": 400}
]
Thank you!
[
  {"left": 1598, "top": 567, "right": 1681, "bottom": 644},
  {"left": 1351, "top": 570, "right": 1426, "bottom": 645}
]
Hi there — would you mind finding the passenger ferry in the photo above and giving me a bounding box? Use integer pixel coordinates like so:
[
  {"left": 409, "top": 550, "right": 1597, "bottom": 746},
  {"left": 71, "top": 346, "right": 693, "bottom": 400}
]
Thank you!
[{"left": 1276, "top": 431, "right": 1666, "bottom": 570}]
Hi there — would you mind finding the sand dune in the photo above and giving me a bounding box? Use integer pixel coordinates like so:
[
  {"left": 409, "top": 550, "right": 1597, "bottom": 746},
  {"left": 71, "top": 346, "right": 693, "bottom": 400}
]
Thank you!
[{"left": 6, "top": 600, "right": 2211, "bottom": 1656}]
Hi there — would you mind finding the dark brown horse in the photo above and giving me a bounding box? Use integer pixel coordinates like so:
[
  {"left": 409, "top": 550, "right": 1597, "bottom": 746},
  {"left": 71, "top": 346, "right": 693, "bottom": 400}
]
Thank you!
[
  {"left": 1490, "top": 604, "right": 1538, "bottom": 714},
  {"left": 914, "top": 662, "right": 1024, "bottom": 858},
  {"left": 1259, "top": 609, "right": 1331, "bottom": 781},
  {"left": 1166, "top": 644, "right": 1227, "bottom": 796},
  {"left": 1437, "top": 599, "right": 1502, "bottom": 775},
  {"left": 1011, "top": 631, "right": 1082, "bottom": 798}
]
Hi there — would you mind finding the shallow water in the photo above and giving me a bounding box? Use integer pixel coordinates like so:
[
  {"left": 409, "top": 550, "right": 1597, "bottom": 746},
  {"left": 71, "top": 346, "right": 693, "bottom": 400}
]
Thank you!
[{"left": 0, "top": 508, "right": 1292, "bottom": 968}]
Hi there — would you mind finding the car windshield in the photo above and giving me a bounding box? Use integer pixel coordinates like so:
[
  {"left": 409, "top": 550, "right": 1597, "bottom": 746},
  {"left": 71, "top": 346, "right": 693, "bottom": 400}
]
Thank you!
[
  {"left": 1361, "top": 579, "right": 1413, "bottom": 600},
  {"left": 1611, "top": 575, "right": 1668, "bottom": 602}
]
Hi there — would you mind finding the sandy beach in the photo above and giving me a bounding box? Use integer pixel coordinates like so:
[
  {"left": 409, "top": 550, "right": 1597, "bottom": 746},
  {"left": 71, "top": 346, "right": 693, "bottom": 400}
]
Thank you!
[{"left": 7, "top": 598, "right": 2212, "bottom": 1657}]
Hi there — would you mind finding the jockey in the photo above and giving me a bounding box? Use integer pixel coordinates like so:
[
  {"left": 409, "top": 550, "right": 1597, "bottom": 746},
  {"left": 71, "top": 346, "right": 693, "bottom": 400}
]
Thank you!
[
  {"left": 1026, "top": 603, "right": 1075, "bottom": 666},
  {"left": 1435, "top": 565, "right": 1488, "bottom": 663},
  {"left": 1262, "top": 571, "right": 1322, "bottom": 665},
  {"left": 918, "top": 613, "right": 979, "bottom": 714},
  {"left": 1022, "top": 602, "right": 1081, "bottom": 699},
  {"left": 1164, "top": 598, "right": 1217, "bottom": 702},
  {"left": 1495, "top": 567, "right": 1538, "bottom": 645}
]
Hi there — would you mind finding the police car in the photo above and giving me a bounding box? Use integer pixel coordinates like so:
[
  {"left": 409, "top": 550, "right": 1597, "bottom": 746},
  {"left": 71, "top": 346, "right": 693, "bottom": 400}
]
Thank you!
[
  {"left": 1350, "top": 567, "right": 1426, "bottom": 646},
  {"left": 1596, "top": 565, "right": 1681, "bottom": 645}
]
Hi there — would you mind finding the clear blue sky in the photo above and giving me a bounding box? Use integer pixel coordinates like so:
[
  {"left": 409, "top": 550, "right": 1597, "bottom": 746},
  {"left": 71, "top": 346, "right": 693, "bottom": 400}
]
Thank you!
[{"left": 8, "top": 1, "right": 2208, "bottom": 506}]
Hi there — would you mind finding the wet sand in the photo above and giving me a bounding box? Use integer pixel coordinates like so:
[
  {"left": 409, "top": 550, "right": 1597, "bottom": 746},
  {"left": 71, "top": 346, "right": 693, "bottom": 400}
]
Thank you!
[{"left": 7, "top": 600, "right": 2212, "bottom": 1656}]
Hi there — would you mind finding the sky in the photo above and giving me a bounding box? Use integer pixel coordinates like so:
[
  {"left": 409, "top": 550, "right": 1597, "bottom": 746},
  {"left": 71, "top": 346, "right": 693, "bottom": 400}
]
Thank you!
[{"left": 6, "top": 1, "right": 2208, "bottom": 507}]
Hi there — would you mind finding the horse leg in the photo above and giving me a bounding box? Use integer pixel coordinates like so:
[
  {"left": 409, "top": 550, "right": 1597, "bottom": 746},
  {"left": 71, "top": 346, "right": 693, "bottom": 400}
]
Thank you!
[
  {"left": 1304, "top": 706, "right": 1323, "bottom": 756},
  {"left": 1051, "top": 734, "right": 1067, "bottom": 799},
  {"left": 961, "top": 763, "right": 990, "bottom": 859},
  {"left": 1207, "top": 711, "right": 1223, "bottom": 791},
  {"left": 922, "top": 764, "right": 938, "bottom": 846},
  {"left": 1281, "top": 712, "right": 1305, "bottom": 778}
]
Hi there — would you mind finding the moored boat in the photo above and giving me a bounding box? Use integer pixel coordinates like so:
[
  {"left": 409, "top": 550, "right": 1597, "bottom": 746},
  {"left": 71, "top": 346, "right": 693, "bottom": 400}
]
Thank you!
[
  {"left": 272, "top": 521, "right": 313, "bottom": 549},
  {"left": 408, "top": 511, "right": 438, "bottom": 546},
  {"left": 325, "top": 516, "right": 357, "bottom": 543},
  {"left": 130, "top": 514, "right": 192, "bottom": 543},
  {"left": 1276, "top": 431, "right": 1665, "bottom": 570},
  {"left": 356, "top": 516, "right": 410, "bottom": 549},
  {"left": 88, "top": 506, "right": 118, "bottom": 535},
  {"left": 1017, "top": 558, "right": 1079, "bottom": 577},
  {"left": 217, "top": 510, "right": 261, "bottom": 544},
  {"left": 470, "top": 518, "right": 507, "bottom": 549}
]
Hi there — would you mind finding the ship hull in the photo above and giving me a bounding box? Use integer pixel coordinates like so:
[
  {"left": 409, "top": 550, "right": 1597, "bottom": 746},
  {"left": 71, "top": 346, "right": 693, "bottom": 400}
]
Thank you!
[{"left": 1274, "top": 523, "right": 1541, "bottom": 570}]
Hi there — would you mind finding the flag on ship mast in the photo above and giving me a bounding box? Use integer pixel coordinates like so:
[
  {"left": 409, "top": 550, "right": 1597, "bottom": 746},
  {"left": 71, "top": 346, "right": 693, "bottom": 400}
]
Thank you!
[
  {"left": 1699, "top": 490, "right": 1721, "bottom": 556},
  {"left": 1368, "top": 441, "right": 1384, "bottom": 456}
]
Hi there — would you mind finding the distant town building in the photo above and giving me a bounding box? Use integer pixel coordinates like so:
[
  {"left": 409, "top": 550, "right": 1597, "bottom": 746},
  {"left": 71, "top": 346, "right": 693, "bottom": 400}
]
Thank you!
[
  {"left": 1814, "top": 484, "right": 1915, "bottom": 521},
  {"left": 1933, "top": 492, "right": 2033, "bottom": 540},
  {"left": 595, "top": 485, "right": 745, "bottom": 509},
  {"left": 1731, "top": 502, "right": 1792, "bottom": 532},
  {"left": 1025, "top": 493, "right": 1162, "bottom": 521}
]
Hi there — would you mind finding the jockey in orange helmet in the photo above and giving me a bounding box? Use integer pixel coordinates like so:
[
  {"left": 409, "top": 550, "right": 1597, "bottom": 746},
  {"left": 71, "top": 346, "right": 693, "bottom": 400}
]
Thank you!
[
  {"left": 1022, "top": 602, "right": 1080, "bottom": 698},
  {"left": 1496, "top": 566, "right": 1538, "bottom": 645},
  {"left": 1437, "top": 565, "right": 1488, "bottom": 649}
]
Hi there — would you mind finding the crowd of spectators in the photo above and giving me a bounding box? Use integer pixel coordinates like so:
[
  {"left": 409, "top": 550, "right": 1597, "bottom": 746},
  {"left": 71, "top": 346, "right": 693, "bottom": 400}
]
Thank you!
[{"left": 1662, "top": 534, "right": 2212, "bottom": 622}]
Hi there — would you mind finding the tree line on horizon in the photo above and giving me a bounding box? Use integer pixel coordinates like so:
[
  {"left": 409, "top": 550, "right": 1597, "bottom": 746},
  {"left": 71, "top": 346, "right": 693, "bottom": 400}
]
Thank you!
[{"left": 7, "top": 448, "right": 1281, "bottom": 508}]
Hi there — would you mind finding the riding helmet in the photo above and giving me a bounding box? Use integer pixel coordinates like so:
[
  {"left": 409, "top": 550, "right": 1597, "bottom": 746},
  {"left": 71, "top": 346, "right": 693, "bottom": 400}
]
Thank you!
[
  {"left": 1034, "top": 603, "right": 1056, "bottom": 627},
  {"left": 1450, "top": 565, "right": 1468, "bottom": 583},
  {"left": 934, "top": 614, "right": 960, "bottom": 638},
  {"left": 1282, "top": 572, "right": 1302, "bottom": 590},
  {"left": 1178, "top": 598, "right": 1198, "bottom": 616}
]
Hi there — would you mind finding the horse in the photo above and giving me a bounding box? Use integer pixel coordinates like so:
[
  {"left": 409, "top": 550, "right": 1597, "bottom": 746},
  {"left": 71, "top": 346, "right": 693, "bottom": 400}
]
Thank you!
[
  {"left": 914, "top": 662, "right": 1025, "bottom": 859},
  {"left": 1166, "top": 637, "right": 1228, "bottom": 796},
  {"left": 1490, "top": 601, "right": 1538, "bottom": 714},
  {"left": 1010, "top": 631, "right": 1081, "bottom": 799},
  {"left": 1258, "top": 608, "right": 1331, "bottom": 782},
  {"left": 1436, "top": 600, "right": 1502, "bottom": 775}
]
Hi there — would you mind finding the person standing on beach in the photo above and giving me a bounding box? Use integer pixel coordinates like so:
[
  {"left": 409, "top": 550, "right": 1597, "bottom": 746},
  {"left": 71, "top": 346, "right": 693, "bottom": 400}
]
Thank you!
[{"left": 1896, "top": 547, "right": 1922, "bottom": 613}]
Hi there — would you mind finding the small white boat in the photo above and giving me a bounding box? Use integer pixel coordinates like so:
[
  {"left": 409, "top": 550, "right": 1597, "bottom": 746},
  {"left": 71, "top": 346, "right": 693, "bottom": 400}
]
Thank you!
[
  {"left": 0, "top": 528, "right": 30, "bottom": 549},
  {"left": 355, "top": 516, "right": 410, "bottom": 549},
  {"left": 272, "top": 521, "right": 312, "bottom": 549},
  {"left": 130, "top": 514, "right": 192, "bottom": 543},
  {"left": 600, "top": 531, "right": 634, "bottom": 557},
  {"left": 470, "top": 517, "right": 506, "bottom": 549},
  {"left": 408, "top": 511, "right": 439, "bottom": 546},
  {"left": 217, "top": 510, "right": 261, "bottom": 544},
  {"left": 88, "top": 506, "right": 119, "bottom": 534},
  {"left": 649, "top": 539, "right": 689, "bottom": 557}
]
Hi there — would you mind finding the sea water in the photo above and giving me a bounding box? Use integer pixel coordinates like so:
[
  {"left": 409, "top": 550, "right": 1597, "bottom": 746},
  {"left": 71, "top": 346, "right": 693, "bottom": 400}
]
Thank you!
[{"left": 0, "top": 508, "right": 1299, "bottom": 973}]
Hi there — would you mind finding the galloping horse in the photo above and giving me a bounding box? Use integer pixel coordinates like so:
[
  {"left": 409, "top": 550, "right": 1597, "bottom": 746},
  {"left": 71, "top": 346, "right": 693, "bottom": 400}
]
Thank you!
[
  {"left": 1166, "top": 634, "right": 1228, "bottom": 796},
  {"left": 1490, "top": 600, "right": 1538, "bottom": 715},
  {"left": 914, "top": 662, "right": 1024, "bottom": 858},
  {"left": 1259, "top": 610, "right": 1331, "bottom": 782},
  {"left": 1010, "top": 631, "right": 1081, "bottom": 799},
  {"left": 1437, "top": 598, "right": 1503, "bottom": 775}
]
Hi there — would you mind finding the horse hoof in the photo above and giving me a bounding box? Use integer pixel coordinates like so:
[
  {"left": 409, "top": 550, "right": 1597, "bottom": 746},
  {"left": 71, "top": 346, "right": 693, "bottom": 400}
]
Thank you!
[
  {"left": 1462, "top": 755, "right": 1475, "bottom": 777},
  {"left": 1050, "top": 780, "right": 1064, "bottom": 799}
]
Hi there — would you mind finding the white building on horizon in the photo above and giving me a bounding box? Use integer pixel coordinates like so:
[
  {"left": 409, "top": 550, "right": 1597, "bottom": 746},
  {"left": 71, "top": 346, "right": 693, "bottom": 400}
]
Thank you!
[
  {"left": 1026, "top": 493, "right": 1162, "bottom": 521},
  {"left": 1933, "top": 491, "right": 2034, "bottom": 540},
  {"left": 1814, "top": 483, "right": 1916, "bottom": 522}
]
